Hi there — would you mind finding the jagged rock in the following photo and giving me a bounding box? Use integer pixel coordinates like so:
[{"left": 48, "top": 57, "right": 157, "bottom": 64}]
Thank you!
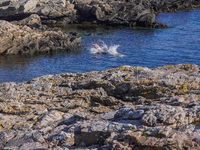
[
  {"left": 12, "top": 14, "right": 42, "bottom": 27},
  {"left": 3, "top": 130, "right": 47, "bottom": 149},
  {"left": 48, "top": 131, "right": 75, "bottom": 147},
  {"left": 0, "top": 64, "right": 200, "bottom": 149},
  {"left": 1, "top": 0, "right": 200, "bottom": 28},
  {"left": 66, "top": 120, "right": 135, "bottom": 146},
  {"left": 0, "top": 0, "right": 77, "bottom": 24},
  {"left": 17, "top": 142, "right": 46, "bottom": 150},
  {"left": 37, "top": 110, "right": 64, "bottom": 128},
  {"left": 0, "top": 20, "right": 81, "bottom": 55}
]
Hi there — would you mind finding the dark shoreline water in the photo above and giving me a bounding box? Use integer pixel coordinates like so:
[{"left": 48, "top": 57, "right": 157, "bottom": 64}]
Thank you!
[{"left": 0, "top": 9, "right": 200, "bottom": 83}]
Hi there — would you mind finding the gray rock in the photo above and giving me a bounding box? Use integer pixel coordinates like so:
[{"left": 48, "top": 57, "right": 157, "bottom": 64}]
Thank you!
[
  {"left": 37, "top": 110, "right": 63, "bottom": 128},
  {"left": 142, "top": 104, "right": 187, "bottom": 127},
  {"left": 114, "top": 107, "right": 144, "bottom": 120},
  {"left": 18, "top": 142, "right": 46, "bottom": 150},
  {"left": 0, "top": 0, "right": 197, "bottom": 28},
  {"left": 49, "top": 131, "right": 75, "bottom": 147},
  {"left": 21, "top": 0, "right": 38, "bottom": 13},
  {"left": 4, "top": 130, "right": 46, "bottom": 149},
  {"left": 0, "top": 64, "right": 200, "bottom": 149}
]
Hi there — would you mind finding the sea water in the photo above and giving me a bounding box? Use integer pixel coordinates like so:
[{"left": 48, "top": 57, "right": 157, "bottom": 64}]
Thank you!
[
  {"left": 0, "top": 9, "right": 200, "bottom": 83},
  {"left": 90, "top": 40, "right": 121, "bottom": 56}
]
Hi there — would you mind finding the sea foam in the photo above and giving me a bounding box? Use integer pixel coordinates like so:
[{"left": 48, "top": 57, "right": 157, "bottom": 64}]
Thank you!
[{"left": 90, "top": 41, "right": 121, "bottom": 56}]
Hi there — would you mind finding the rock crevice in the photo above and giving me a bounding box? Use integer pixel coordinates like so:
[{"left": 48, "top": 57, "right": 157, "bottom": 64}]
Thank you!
[{"left": 0, "top": 64, "right": 200, "bottom": 149}]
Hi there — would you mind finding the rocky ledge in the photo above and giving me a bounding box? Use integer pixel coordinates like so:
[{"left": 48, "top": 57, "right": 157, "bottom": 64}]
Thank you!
[
  {"left": 1, "top": 0, "right": 200, "bottom": 28},
  {"left": 1, "top": 64, "right": 200, "bottom": 149},
  {"left": 1, "top": 0, "right": 200, "bottom": 55},
  {"left": 0, "top": 14, "right": 81, "bottom": 55}
]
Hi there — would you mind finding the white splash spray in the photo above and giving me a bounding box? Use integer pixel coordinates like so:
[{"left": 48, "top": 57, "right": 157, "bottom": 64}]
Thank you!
[{"left": 90, "top": 41, "right": 124, "bottom": 56}]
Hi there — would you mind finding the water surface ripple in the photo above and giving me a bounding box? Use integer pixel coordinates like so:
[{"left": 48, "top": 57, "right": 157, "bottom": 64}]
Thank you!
[{"left": 0, "top": 9, "right": 200, "bottom": 83}]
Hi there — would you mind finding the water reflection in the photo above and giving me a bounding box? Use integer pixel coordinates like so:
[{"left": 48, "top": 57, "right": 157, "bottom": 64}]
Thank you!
[
  {"left": 0, "top": 55, "right": 32, "bottom": 71},
  {"left": 0, "top": 50, "right": 83, "bottom": 70}
]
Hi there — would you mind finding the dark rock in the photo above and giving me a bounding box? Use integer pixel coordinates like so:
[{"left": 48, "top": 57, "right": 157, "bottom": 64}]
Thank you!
[
  {"left": 11, "top": 14, "right": 42, "bottom": 27},
  {"left": 1, "top": 0, "right": 200, "bottom": 28}
]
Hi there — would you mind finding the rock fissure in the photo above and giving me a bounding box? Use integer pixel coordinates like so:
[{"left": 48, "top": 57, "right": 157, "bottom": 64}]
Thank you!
[{"left": 0, "top": 64, "right": 200, "bottom": 149}]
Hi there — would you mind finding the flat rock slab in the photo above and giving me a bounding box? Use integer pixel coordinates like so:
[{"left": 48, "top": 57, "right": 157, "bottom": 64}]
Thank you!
[{"left": 0, "top": 64, "right": 200, "bottom": 149}]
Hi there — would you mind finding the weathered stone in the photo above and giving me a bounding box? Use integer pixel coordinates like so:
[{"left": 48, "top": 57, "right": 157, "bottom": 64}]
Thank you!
[
  {"left": 1, "top": 0, "right": 199, "bottom": 27},
  {"left": 0, "top": 20, "right": 81, "bottom": 55},
  {"left": 12, "top": 14, "right": 41, "bottom": 27},
  {"left": 18, "top": 142, "right": 46, "bottom": 150},
  {"left": 37, "top": 110, "right": 63, "bottom": 128},
  {"left": 49, "top": 131, "right": 75, "bottom": 147},
  {"left": 0, "top": 64, "right": 200, "bottom": 149},
  {"left": 4, "top": 130, "right": 47, "bottom": 149}
]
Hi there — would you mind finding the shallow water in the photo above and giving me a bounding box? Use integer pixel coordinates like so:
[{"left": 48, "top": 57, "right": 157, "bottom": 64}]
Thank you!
[{"left": 0, "top": 9, "right": 200, "bottom": 83}]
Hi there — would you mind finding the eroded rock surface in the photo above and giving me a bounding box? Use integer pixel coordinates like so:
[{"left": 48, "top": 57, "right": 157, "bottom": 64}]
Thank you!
[
  {"left": 0, "top": 18, "right": 81, "bottom": 55},
  {"left": 0, "top": 0, "right": 200, "bottom": 28},
  {"left": 1, "top": 64, "right": 200, "bottom": 149},
  {"left": 0, "top": 0, "right": 199, "bottom": 54}
]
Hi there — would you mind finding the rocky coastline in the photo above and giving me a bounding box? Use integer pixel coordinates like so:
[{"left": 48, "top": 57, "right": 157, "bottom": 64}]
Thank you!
[
  {"left": 1, "top": 0, "right": 200, "bottom": 27},
  {"left": 1, "top": 0, "right": 200, "bottom": 149},
  {"left": 1, "top": 64, "right": 200, "bottom": 149},
  {"left": 0, "top": 0, "right": 200, "bottom": 55},
  {"left": 0, "top": 14, "right": 81, "bottom": 55}
]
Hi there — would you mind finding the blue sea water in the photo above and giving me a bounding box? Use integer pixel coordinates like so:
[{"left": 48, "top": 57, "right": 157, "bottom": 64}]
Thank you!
[{"left": 0, "top": 9, "right": 200, "bottom": 83}]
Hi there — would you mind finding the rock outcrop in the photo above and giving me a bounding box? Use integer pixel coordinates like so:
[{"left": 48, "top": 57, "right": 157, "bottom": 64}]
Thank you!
[
  {"left": 74, "top": 0, "right": 167, "bottom": 28},
  {"left": 0, "top": 17, "right": 81, "bottom": 55},
  {"left": 1, "top": 64, "right": 200, "bottom": 149},
  {"left": 0, "top": 0, "right": 77, "bottom": 23},
  {"left": 0, "top": 0, "right": 200, "bottom": 28},
  {"left": 0, "top": 0, "right": 199, "bottom": 54}
]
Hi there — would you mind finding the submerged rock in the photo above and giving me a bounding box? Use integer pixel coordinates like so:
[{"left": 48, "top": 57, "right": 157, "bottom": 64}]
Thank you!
[{"left": 0, "top": 64, "right": 200, "bottom": 149}]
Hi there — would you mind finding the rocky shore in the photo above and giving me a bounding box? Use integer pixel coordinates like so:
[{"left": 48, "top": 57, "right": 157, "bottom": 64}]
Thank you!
[
  {"left": 0, "top": 64, "right": 200, "bottom": 149},
  {"left": 1, "top": 0, "right": 200, "bottom": 27},
  {"left": 0, "top": 0, "right": 200, "bottom": 55},
  {"left": 1, "top": 0, "right": 200, "bottom": 149},
  {"left": 0, "top": 15, "right": 81, "bottom": 55}
]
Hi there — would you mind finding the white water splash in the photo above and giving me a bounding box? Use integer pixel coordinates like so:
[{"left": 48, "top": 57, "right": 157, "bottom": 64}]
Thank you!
[{"left": 90, "top": 41, "right": 124, "bottom": 56}]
